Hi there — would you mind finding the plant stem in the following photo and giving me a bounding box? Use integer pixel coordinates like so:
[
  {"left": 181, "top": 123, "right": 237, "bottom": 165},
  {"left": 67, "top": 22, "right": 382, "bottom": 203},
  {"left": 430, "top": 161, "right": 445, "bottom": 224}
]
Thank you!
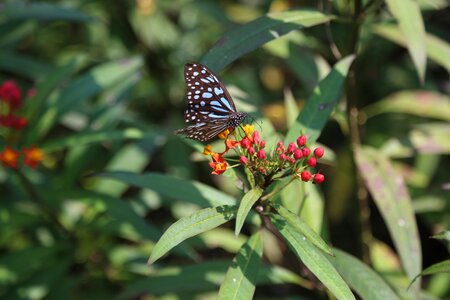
[
  {"left": 260, "top": 176, "right": 296, "bottom": 201},
  {"left": 14, "top": 168, "right": 71, "bottom": 237},
  {"left": 346, "top": 0, "right": 372, "bottom": 264}
]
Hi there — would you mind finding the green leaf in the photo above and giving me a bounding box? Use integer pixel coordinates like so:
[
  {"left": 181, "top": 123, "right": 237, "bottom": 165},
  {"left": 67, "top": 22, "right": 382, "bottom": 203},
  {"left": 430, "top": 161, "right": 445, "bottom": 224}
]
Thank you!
[
  {"left": 284, "top": 55, "right": 355, "bottom": 145},
  {"left": 0, "top": 51, "right": 52, "bottom": 79},
  {"left": 97, "top": 171, "right": 236, "bottom": 207},
  {"left": 431, "top": 231, "right": 450, "bottom": 241},
  {"left": 409, "top": 259, "right": 450, "bottom": 288},
  {"left": 23, "top": 59, "right": 80, "bottom": 124},
  {"left": 0, "top": 2, "right": 93, "bottom": 22},
  {"left": 41, "top": 128, "right": 164, "bottom": 151},
  {"left": 149, "top": 205, "right": 238, "bottom": 264},
  {"left": 329, "top": 249, "right": 401, "bottom": 300},
  {"left": 218, "top": 232, "right": 263, "bottom": 300},
  {"left": 354, "top": 146, "right": 422, "bottom": 287},
  {"left": 273, "top": 204, "right": 333, "bottom": 256},
  {"left": 382, "top": 123, "right": 450, "bottom": 158},
  {"left": 385, "top": 0, "right": 427, "bottom": 82},
  {"left": 119, "top": 259, "right": 310, "bottom": 298},
  {"left": 271, "top": 214, "right": 356, "bottom": 300},
  {"left": 26, "top": 56, "right": 144, "bottom": 143},
  {"left": 284, "top": 88, "right": 299, "bottom": 127},
  {"left": 364, "top": 91, "right": 450, "bottom": 121},
  {"left": 235, "top": 187, "right": 263, "bottom": 236},
  {"left": 374, "top": 24, "right": 450, "bottom": 74},
  {"left": 201, "top": 10, "right": 333, "bottom": 72}
]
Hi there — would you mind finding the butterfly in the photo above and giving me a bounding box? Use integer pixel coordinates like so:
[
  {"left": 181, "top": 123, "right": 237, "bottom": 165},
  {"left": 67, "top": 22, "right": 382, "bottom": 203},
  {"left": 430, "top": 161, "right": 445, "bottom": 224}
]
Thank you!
[{"left": 174, "top": 63, "right": 246, "bottom": 142}]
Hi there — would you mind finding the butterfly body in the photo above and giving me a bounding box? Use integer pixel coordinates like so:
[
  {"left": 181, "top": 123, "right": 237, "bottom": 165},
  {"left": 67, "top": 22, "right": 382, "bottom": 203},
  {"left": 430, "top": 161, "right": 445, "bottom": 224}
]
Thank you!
[{"left": 174, "top": 63, "right": 246, "bottom": 141}]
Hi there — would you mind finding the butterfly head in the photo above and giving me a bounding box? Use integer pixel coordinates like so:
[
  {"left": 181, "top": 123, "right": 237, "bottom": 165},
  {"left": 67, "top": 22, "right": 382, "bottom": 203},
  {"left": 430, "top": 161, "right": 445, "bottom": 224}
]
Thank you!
[{"left": 228, "top": 112, "right": 247, "bottom": 128}]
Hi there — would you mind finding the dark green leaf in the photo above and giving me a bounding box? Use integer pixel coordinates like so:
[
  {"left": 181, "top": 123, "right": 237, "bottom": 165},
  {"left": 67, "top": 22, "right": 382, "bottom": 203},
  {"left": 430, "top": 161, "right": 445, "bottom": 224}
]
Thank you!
[
  {"left": 97, "top": 171, "right": 236, "bottom": 207},
  {"left": 284, "top": 55, "right": 355, "bottom": 144},
  {"left": 355, "top": 146, "right": 422, "bottom": 288},
  {"left": 218, "top": 232, "right": 263, "bottom": 300},
  {"left": 201, "top": 10, "right": 333, "bottom": 72},
  {"left": 235, "top": 187, "right": 263, "bottom": 235},
  {"left": 149, "top": 205, "right": 238, "bottom": 264},
  {"left": 385, "top": 0, "right": 427, "bottom": 82},
  {"left": 0, "top": 2, "right": 93, "bottom": 22},
  {"left": 329, "top": 249, "right": 401, "bottom": 300},
  {"left": 273, "top": 204, "right": 333, "bottom": 256},
  {"left": 271, "top": 214, "right": 355, "bottom": 300}
]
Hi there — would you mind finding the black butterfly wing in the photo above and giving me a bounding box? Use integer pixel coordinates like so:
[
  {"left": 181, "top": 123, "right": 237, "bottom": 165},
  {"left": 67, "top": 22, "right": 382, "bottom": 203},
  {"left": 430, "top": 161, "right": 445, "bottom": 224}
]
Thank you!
[
  {"left": 174, "top": 119, "right": 229, "bottom": 142},
  {"left": 183, "top": 63, "right": 237, "bottom": 124}
]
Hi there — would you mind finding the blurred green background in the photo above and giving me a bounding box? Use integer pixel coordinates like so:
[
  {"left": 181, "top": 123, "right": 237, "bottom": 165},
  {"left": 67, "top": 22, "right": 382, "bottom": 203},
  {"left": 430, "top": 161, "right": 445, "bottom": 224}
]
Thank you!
[{"left": 0, "top": 0, "right": 449, "bottom": 299}]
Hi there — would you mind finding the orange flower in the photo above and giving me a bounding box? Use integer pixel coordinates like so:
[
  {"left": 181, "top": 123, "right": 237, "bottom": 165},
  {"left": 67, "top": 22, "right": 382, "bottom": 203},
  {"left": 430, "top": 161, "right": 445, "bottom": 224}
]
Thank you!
[
  {"left": 203, "top": 144, "right": 213, "bottom": 155},
  {"left": 0, "top": 147, "right": 19, "bottom": 169},
  {"left": 217, "top": 129, "right": 230, "bottom": 139},
  {"left": 225, "top": 139, "right": 239, "bottom": 150},
  {"left": 209, "top": 153, "right": 227, "bottom": 175},
  {"left": 23, "top": 146, "right": 43, "bottom": 169}
]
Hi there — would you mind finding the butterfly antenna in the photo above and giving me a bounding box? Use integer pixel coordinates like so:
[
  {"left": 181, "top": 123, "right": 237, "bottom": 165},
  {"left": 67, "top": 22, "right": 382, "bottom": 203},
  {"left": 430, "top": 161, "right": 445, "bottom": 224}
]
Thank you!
[{"left": 246, "top": 114, "right": 262, "bottom": 131}]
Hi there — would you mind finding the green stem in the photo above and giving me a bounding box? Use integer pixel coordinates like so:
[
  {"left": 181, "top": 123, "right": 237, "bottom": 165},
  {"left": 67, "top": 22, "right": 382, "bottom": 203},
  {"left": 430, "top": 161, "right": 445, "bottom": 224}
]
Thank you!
[
  {"left": 260, "top": 176, "right": 296, "bottom": 201},
  {"left": 346, "top": 0, "right": 372, "bottom": 264},
  {"left": 14, "top": 168, "right": 70, "bottom": 237}
]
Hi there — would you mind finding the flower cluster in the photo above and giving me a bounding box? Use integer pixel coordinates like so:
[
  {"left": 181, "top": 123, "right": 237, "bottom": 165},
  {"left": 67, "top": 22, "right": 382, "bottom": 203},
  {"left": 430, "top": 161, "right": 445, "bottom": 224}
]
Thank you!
[
  {"left": 0, "top": 80, "right": 28, "bottom": 130},
  {"left": 203, "top": 124, "right": 325, "bottom": 186},
  {"left": 0, "top": 79, "right": 43, "bottom": 170},
  {"left": 0, "top": 146, "right": 43, "bottom": 169}
]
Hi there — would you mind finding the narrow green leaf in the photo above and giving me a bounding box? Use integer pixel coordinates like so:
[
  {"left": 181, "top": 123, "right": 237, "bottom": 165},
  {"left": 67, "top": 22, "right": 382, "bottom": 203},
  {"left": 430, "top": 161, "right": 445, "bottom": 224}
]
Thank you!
[
  {"left": 97, "top": 171, "right": 236, "bottom": 207},
  {"left": 23, "top": 59, "right": 80, "bottom": 124},
  {"left": 0, "top": 51, "right": 52, "bottom": 79},
  {"left": 409, "top": 259, "right": 450, "bottom": 288},
  {"left": 329, "top": 249, "right": 401, "bottom": 300},
  {"left": 149, "top": 205, "right": 238, "bottom": 264},
  {"left": 382, "top": 123, "right": 450, "bottom": 157},
  {"left": 235, "top": 187, "right": 263, "bottom": 236},
  {"left": 0, "top": 2, "right": 93, "bottom": 22},
  {"left": 201, "top": 10, "right": 333, "bottom": 72},
  {"left": 26, "top": 56, "right": 143, "bottom": 142},
  {"left": 218, "top": 232, "right": 263, "bottom": 300},
  {"left": 273, "top": 204, "right": 333, "bottom": 256},
  {"left": 284, "top": 55, "right": 355, "bottom": 144},
  {"left": 355, "top": 146, "right": 422, "bottom": 287},
  {"left": 364, "top": 91, "right": 450, "bottom": 121},
  {"left": 385, "top": 0, "right": 427, "bottom": 82},
  {"left": 41, "top": 128, "right": 164, "bottom": 151},
  {"left": 271, "top": 214, "right": 356, "bottom": 300},
  {"left": 375, "top": 24, "right": 450, "bottom": 74},
  {"left": 431, "top": 231, "right": 450, "bottom": 241},
  {"left": 120, "top": 259, "right": 309, "bottom": 298}
]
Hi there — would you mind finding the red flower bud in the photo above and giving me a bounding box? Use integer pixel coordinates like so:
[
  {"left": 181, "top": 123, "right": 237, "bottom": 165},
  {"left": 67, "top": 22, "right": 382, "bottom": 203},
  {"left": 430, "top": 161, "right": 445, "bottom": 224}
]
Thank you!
[
  {"left": 307, "top": 157, "right": 317, "bottom": 167},
  {"left": 300, "top": 171, "right": 312, "bottom": 182},
  {"left": 257, "top": 149, "right": 266, "bottom": 159},
  {"left": 279, "top": 153, "right": 288, "bottom": 161},
  {"left": 293, "top": 149, "right": 303, "bottom": 160},
  {"left": 248, "top": 147, "right": 255, "bottom": 155},
  {"left": 241, "top": 137, "right": 252, "bottom": 149},
  {"left": 297, "top": 135, "right": 307, "bottom": 147},
  {"left": 252, "top": 131, "right": 261, "bottom": 145},
  {"left": 313, "top": 173, "right": 325, "bottom": 184},
  {"left": 239, "top": 156, "right": 248, "bottom": 165},
  {"left": 259, "top": 140, "right": 266, "bottom": 148},
  {"left": 302, "top": 147, "right": 311, "bottom": 157},
  {"left": 287, "top": 142, "right": 296, "bottom": 154},
  {"left": 314, "top": 147, "right": 324, "bottom": 158}
]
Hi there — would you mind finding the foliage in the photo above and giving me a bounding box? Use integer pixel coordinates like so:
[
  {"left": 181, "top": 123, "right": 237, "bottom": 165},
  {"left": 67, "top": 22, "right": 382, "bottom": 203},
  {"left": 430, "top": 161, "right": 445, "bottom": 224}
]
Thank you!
[{"left": 1, "top": 0, "right": 449, "bottom": 299}]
